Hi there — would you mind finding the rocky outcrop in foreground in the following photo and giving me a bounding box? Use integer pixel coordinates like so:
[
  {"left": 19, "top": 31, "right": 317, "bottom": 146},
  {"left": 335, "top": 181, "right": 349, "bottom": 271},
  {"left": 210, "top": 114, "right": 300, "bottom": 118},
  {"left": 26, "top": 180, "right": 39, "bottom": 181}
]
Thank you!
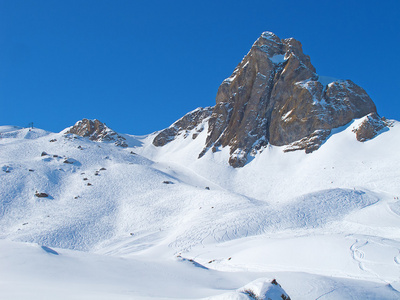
[
  {"left": 66, "top": 119, "right": 128, "bottom": 147},
  {"left": 153, "top": 32, "right": 388, "bottom": 167}
]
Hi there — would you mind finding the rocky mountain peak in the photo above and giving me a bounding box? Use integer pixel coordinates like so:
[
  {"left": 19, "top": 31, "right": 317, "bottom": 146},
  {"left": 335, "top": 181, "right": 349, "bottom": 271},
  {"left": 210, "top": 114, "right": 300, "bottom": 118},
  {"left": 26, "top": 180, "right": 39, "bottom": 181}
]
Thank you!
[
  {"left": 153, "top": 32, "right": 385, "bottom": 167},
  {"left": 66, "top": 119, "right": 128, "bottom": 147}
]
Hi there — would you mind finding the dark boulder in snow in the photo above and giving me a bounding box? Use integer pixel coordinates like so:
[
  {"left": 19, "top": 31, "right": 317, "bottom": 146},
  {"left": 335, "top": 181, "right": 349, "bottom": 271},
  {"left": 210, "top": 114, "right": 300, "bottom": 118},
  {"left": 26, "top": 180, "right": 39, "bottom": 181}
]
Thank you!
[
  {"left": 35, "top": 192, "right": 49, "bottom": 198},
  {"left": 63, "top": 158, "right": 75, "bottom": 164}
]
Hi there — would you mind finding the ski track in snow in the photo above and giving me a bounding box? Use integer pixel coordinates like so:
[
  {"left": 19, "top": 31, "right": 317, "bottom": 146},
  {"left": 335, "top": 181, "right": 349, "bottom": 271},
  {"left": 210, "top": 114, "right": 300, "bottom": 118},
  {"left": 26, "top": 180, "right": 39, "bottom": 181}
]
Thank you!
[{"left": 349, "top": 236, "right": 400, "bottom": 282}]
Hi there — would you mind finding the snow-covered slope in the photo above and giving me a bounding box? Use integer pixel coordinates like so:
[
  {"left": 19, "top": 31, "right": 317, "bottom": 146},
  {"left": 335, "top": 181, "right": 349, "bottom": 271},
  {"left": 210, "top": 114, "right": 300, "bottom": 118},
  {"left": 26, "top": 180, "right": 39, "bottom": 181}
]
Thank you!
[
  {"left": 134, "top": 117, "right": 400, "bottom": 203},
  {"left": 1, "top": 122, "right": 400, "bottom": 299}
]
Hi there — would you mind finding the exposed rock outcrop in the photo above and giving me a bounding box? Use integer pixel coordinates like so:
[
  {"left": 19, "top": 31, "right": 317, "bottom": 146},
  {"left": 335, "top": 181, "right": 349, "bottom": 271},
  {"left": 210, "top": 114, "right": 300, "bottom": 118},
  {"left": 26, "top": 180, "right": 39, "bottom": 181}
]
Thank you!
[
  {"left": 35, "top": 191, "right": 49, "bottom": 198},
  {"left": 153, "top": 107, "right": 213, "bottom": 146},
  {"left": 200, "top": 32, "right": 379, "bottom": 167},
  {"left": 66, "top": 119, "right": 128, "bottom": 147},
  {"left": 153, "top": 31, "right": 386, "bottom": 167},
  {"left": 283, "top": 129, "right": 331, "bottom": 153},
  {"left": 353, "top": 112, "right": 391, "bottom": 142}
]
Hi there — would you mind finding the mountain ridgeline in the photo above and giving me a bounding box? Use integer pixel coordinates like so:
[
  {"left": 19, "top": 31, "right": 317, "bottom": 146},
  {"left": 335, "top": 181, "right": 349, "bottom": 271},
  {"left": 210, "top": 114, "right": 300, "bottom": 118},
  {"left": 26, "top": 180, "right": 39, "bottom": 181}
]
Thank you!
[{"left": 152, "top": 31, "right": 388, "bottom": 167}]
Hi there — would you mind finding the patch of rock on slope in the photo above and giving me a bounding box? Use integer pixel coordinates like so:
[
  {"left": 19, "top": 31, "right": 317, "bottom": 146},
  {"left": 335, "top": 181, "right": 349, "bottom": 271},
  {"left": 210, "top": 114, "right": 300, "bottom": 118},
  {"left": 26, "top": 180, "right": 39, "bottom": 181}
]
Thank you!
[
  {"left": 152, "top": 31, "right": 387, "bottom": 167},
  {"left": 352, "top": 112, "right": 393, "bottom": 142},
  {"left": 66, "top": 118, "right": 128, "bottom": 147},
  {"left": 152, "top": 107, "right": 213, "bottom": 147}
]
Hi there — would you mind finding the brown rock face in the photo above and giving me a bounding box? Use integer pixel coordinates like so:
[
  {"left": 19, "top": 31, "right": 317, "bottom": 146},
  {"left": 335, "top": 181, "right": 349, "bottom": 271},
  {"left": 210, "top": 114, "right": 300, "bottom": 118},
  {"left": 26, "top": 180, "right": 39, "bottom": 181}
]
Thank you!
[
  {"left": 151, "top": 32, "right": 384, "bottom": 167},
  {"left": 200, "top": 32, "right": 378, "bottom": 167},
  {"left": 283, "top": 129, "right": 331, "bottom": 154},
  {"left": 66, "top": 119, "right": 128, "bottom": 147},
  {"left": 352, "top": 113, "right": 390, "bottom": 142},
  {"left": 153, "top": 107, "right": 213, "bottom": 147}
]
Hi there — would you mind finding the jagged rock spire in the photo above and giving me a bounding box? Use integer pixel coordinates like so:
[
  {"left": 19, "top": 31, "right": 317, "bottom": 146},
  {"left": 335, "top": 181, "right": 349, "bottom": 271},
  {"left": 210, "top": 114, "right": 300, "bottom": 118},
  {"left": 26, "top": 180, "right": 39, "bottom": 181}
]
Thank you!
[
  {"left": 153, "top": 32, "right": 383, "bottom": 167},
  {"left": 200, "top": 32, "right": 377, "bottom": 167}
]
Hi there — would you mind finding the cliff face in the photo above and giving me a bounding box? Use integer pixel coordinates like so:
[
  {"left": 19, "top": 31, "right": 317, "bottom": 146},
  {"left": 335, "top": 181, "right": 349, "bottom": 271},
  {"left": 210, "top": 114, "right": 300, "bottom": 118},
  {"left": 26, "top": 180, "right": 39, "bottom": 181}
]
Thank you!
[
  {"left": 201, "top": 32, "right": 377, "bottom": 167},
  {"left": 153, "top": 32, "right": 384, "bottom": 167}
]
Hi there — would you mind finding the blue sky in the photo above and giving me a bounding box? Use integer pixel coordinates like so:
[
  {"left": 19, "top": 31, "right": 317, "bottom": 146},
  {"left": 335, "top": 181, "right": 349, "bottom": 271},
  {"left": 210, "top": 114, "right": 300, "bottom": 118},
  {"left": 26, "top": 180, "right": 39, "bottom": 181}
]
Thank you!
[{"left": 1, "top": 0, "right": 399, "bottom": 134}]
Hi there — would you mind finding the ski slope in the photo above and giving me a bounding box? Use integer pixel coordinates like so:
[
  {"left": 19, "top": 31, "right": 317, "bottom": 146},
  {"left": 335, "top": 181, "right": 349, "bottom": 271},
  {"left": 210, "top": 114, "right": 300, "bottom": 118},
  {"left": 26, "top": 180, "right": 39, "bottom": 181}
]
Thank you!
[{"left": 1, "top": 120, "right": 400, "bottom": 299}]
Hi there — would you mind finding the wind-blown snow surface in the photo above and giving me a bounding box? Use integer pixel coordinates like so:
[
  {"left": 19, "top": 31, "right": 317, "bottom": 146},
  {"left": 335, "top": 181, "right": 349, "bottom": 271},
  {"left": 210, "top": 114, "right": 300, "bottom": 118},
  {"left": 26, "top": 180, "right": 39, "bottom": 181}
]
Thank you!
[{"left": 1, "top": 121, "right": 400, "bottom": 299}]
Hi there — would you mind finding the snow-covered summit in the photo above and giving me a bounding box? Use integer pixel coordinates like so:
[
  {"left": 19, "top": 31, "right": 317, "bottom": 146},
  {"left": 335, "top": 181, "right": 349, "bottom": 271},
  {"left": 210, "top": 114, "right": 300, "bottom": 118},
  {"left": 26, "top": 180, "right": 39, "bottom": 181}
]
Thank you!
[{"left": 0, "top": 125, "right": 51, "bottom": 142}]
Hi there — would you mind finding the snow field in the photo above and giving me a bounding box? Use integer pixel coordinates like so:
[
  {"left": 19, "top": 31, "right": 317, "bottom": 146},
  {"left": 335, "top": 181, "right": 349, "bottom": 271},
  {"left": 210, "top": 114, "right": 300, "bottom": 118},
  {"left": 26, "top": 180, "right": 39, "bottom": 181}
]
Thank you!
[
  {"left": 0, "top": 239, "right": 398, "bottom": 300},
  {"left": 1, "top": 122, "right": 400, "bottom": 299}
]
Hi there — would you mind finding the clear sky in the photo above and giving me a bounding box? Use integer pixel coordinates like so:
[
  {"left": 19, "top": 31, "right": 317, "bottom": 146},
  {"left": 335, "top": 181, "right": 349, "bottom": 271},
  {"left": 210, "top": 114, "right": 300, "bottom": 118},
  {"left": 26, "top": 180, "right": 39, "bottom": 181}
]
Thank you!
[{"left": 1, "top": 0, "right": 399, "bottom": 134}]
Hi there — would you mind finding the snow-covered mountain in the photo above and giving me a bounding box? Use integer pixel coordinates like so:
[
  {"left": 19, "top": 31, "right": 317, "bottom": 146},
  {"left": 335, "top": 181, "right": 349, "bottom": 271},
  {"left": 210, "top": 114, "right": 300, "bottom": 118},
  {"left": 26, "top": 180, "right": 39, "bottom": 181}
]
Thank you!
[
  {"left": 153, "top": 32, "right": 388, "bottom": 167},
  {"left": 1, "top": 32, "right": 400, "bottom": 299}
]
